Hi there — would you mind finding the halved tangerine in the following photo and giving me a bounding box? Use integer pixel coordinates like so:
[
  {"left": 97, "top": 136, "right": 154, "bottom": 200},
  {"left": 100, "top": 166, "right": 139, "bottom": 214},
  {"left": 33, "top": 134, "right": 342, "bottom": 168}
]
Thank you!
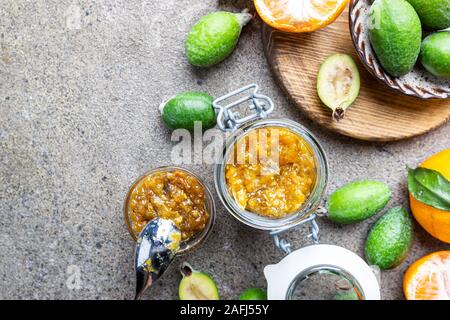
[
  {"left": 403, "top": 251, "right": 450, "bottom": 300},
  {"left": 254, "top": 0, "right": 349, "bottom": 33}
]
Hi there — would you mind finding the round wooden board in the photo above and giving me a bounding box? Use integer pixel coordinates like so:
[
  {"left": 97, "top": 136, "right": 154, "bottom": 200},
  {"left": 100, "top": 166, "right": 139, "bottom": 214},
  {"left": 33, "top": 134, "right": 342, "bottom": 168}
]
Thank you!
[{"left": 261, "top": 8, "right": 450, "bottom": 142}]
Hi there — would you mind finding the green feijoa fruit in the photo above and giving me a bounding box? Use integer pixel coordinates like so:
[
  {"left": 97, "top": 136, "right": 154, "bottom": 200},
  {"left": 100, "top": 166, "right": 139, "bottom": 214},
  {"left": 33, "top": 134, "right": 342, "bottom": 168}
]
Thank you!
[
  {"left": 420, "top": 32, "right": 450, "bottom": 79},
  {"left": 364, "top": 207, "right": 413, "bottom": 270},
  {"left": 333, "top": 290, "right": 359, "bottom": 300},
  {"left": 160, "top": 92, "right": 216, "bottom": 131},
  {"left": 179, "top": 263, "right": 220, "bottom": 300},
  {"left": 186, "top": 11, "right": 252, "bottom": 67},
  {"left": 317, "top": 54, "right": 361, "bottom": 121},
  {"left": 368, "top": 0, "right": 422, "bottom": 77},
  {"left": 406, "top": 0, "right": 450, "bottom": 30},
  {"left": 327, "top": 180, "right": 391, "bottom": 224},
  {"left": 239, "top": 288, "right": 267, "bottom": 300}
]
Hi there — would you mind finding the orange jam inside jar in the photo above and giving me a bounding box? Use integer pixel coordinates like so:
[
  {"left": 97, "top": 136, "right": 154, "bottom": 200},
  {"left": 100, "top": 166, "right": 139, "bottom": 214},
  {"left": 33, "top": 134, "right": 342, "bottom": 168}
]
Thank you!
[
  {"left": 225, "top": 127, "right": 317, "bottom": 218},
  {"left": 128, "top": 170, "right": 209, "bottom": 240}
]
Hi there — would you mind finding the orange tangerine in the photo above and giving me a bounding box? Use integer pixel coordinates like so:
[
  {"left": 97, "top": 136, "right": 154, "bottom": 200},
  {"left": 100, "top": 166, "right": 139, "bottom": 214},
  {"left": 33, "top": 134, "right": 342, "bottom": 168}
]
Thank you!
[
  {"left": 254, "top": 0, "right": 349, "bottom": 33},
  {"left": 409, "top": 149, "right": 450, "bottom": 243},
  {"left": 403, "top": 251, "right": 450, "bottom": 300}
]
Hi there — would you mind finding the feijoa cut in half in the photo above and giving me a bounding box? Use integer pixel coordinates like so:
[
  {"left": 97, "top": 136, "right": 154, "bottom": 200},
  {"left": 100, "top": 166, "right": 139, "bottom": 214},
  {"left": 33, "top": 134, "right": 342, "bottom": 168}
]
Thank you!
[
  {"left": 179, "top": 262, "right": 220, "bottom": 300},
  {"left": 317, "top": 54, "right": 361, "bottom": 121}
]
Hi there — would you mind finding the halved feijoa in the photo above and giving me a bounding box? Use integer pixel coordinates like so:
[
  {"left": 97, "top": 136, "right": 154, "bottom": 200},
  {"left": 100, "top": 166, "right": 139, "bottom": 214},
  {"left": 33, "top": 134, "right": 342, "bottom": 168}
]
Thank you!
[
  {"left": 317, "top": 54, "right": 360, "bottom": 121},
  {"left": 179, "top": 262, "right": 220, "bottom": 300}
]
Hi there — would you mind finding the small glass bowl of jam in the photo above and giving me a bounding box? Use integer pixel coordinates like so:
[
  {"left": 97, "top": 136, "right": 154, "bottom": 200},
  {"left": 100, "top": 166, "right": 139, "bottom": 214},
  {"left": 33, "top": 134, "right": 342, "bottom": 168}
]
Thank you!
[{"left": 124, "top": 166, "right": 216, "bottom": 254}]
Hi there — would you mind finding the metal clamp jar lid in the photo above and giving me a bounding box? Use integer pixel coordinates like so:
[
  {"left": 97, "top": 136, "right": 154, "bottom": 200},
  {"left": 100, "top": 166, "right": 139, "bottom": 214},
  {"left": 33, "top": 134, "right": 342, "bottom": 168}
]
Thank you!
[{"left": 213, "top": 85, "right": 381, "bottom": 300}]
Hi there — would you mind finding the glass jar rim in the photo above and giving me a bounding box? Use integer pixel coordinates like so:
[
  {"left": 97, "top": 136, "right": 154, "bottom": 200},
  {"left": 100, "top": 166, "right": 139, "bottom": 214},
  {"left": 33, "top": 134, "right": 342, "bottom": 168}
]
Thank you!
[
  {"left": 214, "top": 118, "right": 329, "bottom": 231},
  {"left": 285, "top": 265, "right": 365, "bottom": 300},
  {"left": 123, "top": 166, "right": 216, "bottom": 254}
]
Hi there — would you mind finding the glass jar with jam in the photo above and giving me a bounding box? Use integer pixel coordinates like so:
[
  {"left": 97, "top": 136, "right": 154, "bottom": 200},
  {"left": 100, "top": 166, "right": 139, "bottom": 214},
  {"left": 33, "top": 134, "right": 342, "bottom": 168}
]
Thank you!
[
  {"left": 214, "top": 85, "right": 328, "bottom": 231},
  {"left": 213, "top": 85, "right": 380, "bottom": 300},
  {"left": 124, "top": 166, "right": 215, "bottom": 254}
]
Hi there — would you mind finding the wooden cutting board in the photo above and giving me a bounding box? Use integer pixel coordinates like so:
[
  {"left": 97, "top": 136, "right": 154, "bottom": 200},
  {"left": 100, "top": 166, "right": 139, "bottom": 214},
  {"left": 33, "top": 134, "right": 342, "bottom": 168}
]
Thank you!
[{"left": 261, "top": 8, "right": 450, "bottom": 142}]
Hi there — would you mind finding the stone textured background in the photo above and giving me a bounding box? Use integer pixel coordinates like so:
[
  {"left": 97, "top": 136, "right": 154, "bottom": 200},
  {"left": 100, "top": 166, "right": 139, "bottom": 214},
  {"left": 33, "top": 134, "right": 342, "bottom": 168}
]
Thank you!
[{"left": 0, "top": 0, "right": 448, "bottom": 300}]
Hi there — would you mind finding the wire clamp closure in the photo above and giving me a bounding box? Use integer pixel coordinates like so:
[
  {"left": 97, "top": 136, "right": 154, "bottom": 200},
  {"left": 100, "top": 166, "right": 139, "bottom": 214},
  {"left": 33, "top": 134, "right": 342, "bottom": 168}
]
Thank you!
[
  {"left": 213, "top": 84, "right": 274, "bottom": 131},
  {"left": 270, "top": 212, "right": 321, "bottom": 255}
]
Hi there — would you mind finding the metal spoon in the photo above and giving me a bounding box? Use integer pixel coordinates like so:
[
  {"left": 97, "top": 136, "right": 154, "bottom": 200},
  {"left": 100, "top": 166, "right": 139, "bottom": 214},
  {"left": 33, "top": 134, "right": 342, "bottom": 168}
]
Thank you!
[{"left": 134, "top": 218, "right": 181, "bottom": 300}]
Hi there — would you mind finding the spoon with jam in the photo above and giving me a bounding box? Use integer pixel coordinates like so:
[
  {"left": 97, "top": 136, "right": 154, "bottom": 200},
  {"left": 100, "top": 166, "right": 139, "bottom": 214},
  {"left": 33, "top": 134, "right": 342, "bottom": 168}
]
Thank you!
[{"left": 134, "top": 218, "right": 181, "bottom": 300}]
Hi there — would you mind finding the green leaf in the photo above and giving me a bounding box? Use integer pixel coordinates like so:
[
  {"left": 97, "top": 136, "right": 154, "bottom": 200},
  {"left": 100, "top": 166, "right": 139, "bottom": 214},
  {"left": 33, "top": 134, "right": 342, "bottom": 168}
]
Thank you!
[
  {"left": 414, "top": 167, "right": 450, "bottom": 204},
  {"left": 407, "top": 168, "right": 450, "bottom": 211}
]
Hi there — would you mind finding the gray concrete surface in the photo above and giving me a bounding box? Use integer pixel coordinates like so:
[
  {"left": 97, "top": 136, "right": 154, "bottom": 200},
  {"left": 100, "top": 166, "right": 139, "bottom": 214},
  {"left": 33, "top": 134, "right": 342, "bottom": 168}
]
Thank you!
[{"left": 0, "top": 0, "right": 449, "bottom": 300}]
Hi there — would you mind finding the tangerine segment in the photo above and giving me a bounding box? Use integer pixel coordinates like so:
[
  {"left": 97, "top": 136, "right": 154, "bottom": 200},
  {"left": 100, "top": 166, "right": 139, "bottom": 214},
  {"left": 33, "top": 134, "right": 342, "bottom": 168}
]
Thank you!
[
  {"left": 254, "top": 0, "right": 349, "bottom": 33},
  {"left": 403, "top": 251, "right": 450, "bottom": 300}
]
